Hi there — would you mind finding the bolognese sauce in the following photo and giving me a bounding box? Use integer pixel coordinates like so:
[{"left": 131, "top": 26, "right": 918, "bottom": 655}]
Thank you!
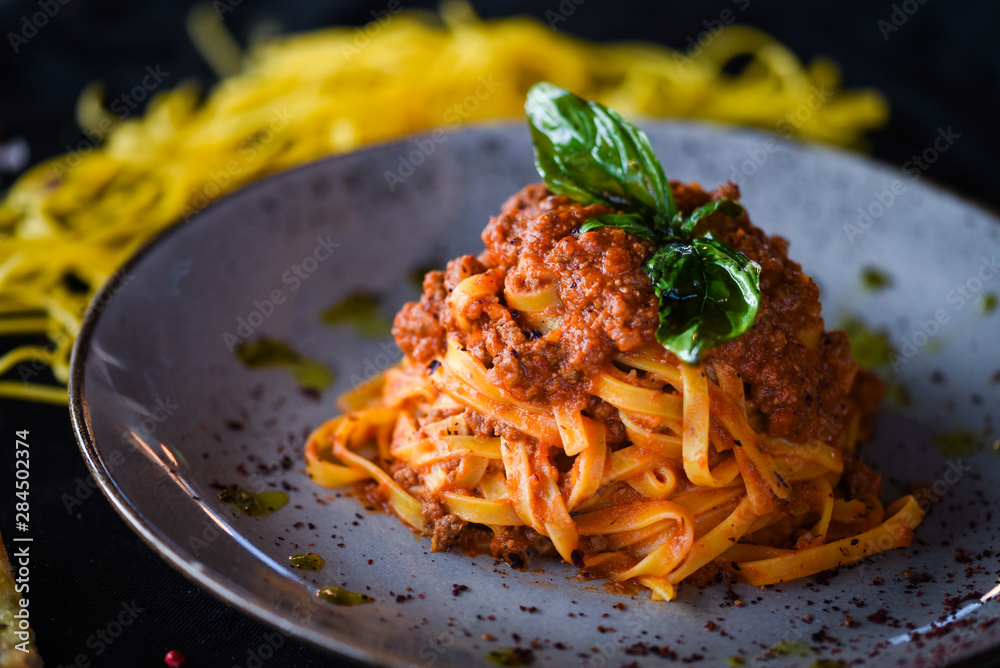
[{"left": 394, "top": 182, "right": 881, "bottom": 445}]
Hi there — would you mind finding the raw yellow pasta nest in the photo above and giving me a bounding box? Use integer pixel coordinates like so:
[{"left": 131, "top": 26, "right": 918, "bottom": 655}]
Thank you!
[{"left": 0, "top": 2, "right": 887, "bottom": 403}]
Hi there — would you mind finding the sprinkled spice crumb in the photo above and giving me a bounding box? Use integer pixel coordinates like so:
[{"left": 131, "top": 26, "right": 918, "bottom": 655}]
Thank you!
[
  {"left": 452, "top": 584, "right": 469, "bottom": 596},
  {"left": 483, "top": 633, "right": 496, "bottom": 642},
  {"left": 944, "top": 592, "right": 981, "bottom": 610},
  {"left": 867, "top": 608, "right": 888, "bottom": 624},
  {"left": 624, "top": 644, "right": 677, "bottom": 660},
  {"left": 519, "top": 605, "right": 539, "bottom": 613}
]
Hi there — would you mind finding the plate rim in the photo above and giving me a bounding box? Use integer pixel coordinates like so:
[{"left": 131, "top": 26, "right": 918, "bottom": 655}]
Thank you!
[
  {"left": 67, "top": 119, "right": 1000, "bottom": 668},
  {"left": 66, "top": 132, "right": 423, "bottom": 666}
]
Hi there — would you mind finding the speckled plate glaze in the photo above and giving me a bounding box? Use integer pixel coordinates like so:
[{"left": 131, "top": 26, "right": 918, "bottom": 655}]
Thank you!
[{"left": 70, "top": 122, "right": 1000, "bottom": 667}]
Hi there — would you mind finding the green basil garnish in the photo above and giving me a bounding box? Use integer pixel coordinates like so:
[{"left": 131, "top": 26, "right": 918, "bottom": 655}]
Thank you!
[
  {"left": 646, "top": 234, "right": 761, "bottom": 363},
  {"left": 679, "top": 199, "right": 745, "bottom": 236},
  {"left": 526, "top": 82, "right": 675, "bottom": 224},
  {"left": 525, "top": 82, "right": 760, "bottom": 363},
  {"left": 578, "top": 213, "right": 658, "bottom": 245}
]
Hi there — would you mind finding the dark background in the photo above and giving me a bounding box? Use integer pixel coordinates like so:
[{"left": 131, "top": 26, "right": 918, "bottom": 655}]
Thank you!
[{"left": 1, "top": 1, "right": 998, "bottom": 666}]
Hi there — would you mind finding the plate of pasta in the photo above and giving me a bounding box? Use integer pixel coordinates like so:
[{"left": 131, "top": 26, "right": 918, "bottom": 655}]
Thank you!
[{"left": 71, "top": 87, "right": 1000, "bottom": 667}]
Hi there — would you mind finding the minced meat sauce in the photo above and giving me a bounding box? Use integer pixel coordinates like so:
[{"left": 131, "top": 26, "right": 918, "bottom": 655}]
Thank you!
[{"left": 393, "top": 181, "right": 882, "bottom": 447}]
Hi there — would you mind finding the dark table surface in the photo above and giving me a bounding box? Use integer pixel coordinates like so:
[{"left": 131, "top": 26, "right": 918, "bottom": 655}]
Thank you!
[{"left": 1, "top": 1, "right": 999, "bottom": 666}]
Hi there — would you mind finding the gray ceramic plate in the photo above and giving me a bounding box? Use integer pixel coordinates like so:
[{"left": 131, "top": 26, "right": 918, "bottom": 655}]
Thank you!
[{"left": 70, "top": 122, "right": 1000, "bottom": 667}]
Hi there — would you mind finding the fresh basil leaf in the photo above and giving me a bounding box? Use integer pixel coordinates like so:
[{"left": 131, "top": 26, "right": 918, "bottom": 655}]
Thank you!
[
  {"left": 524, "top": 82, "right": 762, "bottom": 364},
  {"left": 525, "top": 82, "right": 675, "bottom": 221},
  {"left": 645, "top": 234, "right": 760, "bottom": 363},
  {"left": 579, "top": 213, "right": 660, "bottom": 245},
  {"left": 680, "top": 198, "right": 744, "bottom": 235}
]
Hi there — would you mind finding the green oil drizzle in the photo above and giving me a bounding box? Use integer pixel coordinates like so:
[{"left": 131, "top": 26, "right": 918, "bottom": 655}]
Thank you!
[
  {"left": 768, "top": 639, "right": 813, "bottom": 658},
  {"left": 236, "top": 338, "right": 299, "bottom": 365},
  {"left": 726, "top": 658, "right": 746, "bottom": 667},
  {"left": 861, "top": 267, "right": 892, "bottom": 291},
  {"left": 885, "top": 380, "right": 912, "bottom": 408},
  {"left": 289, "top": 552, "right": 325, "bottom": 571},
  {"left": 809, "top": 661, "right": 846, "bottom": 668},
  {"left": 290, "top": 360, "right": 335, "bottom": 392},
  {"left": 235, "top": 338, "right": 334, "bottom": 392},
  {"left": 840, "top": 317, "right": 910, "bottom": 406},
  {"left": 932, "top": 429, "right": 984, "bottom": 458},
  {"left": 317, "top": 585, "right": 374, "bottom": 606},
  {"left": 486, "top": 648, "right": 535, "bottom": 666},
  {"left": 321, "top": 293, "right": 392, "bottom": 338},
  {"left": 981, "top": 292, "right": 997, "bottom": 314},
  {"left": 841, "top": 318, "right": 894, "bottom": 370},
  {"left": 218, "top": 485, "right": 289, "bottom": 516}
]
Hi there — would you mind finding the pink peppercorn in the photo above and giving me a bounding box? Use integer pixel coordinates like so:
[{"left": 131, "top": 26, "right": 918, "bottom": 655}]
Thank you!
[{"left": 164, "top": 650, "right": 185, "bottom": 668}]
